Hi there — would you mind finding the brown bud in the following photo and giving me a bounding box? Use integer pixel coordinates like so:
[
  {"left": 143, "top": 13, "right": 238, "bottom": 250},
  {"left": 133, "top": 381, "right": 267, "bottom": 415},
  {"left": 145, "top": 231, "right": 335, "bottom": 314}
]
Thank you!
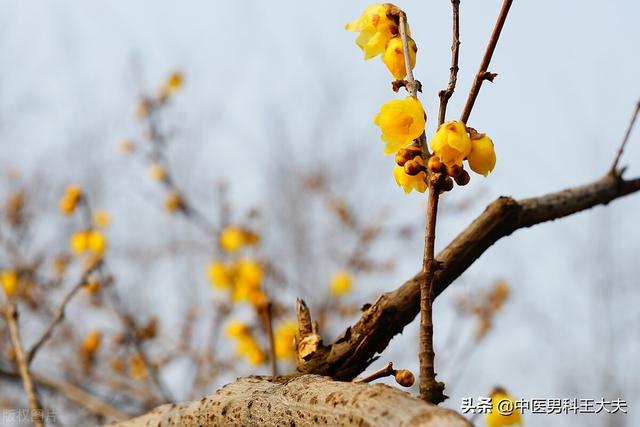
[
  {"left": 446, "top": 163, "right": 463, "bottom": 178},
  {"left": 467, "top": 126, "right": 486, "bottom": 141},
  {"left": 427, "top": 156, "right": 445, "bottom": 173},
  {"left": 395, "top": 145, "right": 422, "bottom": 167},
  {"left": 441, "top": 176, "right": 454, "bottom": 192},
  {"left": 454, "top": 170, "right": 471, "bottom": 186},
  {"left": 404, "top": 156, "right": 425, "bottom": 176},
  {"left": 394, "top": 370, "right": 415, "bottom": 387}
]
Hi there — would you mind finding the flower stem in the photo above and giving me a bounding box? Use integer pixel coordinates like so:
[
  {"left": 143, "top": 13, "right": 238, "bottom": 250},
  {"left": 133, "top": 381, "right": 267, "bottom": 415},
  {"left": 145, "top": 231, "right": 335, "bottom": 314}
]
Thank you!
[{"left": 419, "top": 175, "right": 446, "bottom": 404}]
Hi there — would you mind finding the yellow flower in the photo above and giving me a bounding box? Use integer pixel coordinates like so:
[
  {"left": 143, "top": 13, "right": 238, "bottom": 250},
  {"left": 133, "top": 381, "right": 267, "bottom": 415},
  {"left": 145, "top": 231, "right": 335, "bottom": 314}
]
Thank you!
[
  {"left": 430, "top": 121, "right": 472, "bottom": 167},
  {"left": 226, "top": 321, "right": 250, "bottom": 338},
  {"left": 164, "top": 192, "right": 183, "bottom": 213},
  {"left": 329, "top": 271, "right": 354, "bottom": 297},
  {"left": 231, "top": 259, "right": 263, "bottom": 302},
  {"left": 274, "top": 321, "right": 298, "bottom": 360},
  {"left": 346, "top": 4, "right": 401, "bottom": 59},
  {"left": 59, "top": 185, "right": 83, "bottom": 215},
  {"left": 165, "top": 72, "right": 184, "bottom": 92},
  {"left": 70, "top": 231, "right": 90, "bottom": 254},
  {"left": 486, "top": 389, "right": 522, "bottom": 427},
  {"left": 467, "top": 134, "right": 496, "bottom": 176},
  {"left": 382, "top": 36, "right": 417, "bottom": 80},
  {"left": 82, "top": 330, "right": 102, "bottom": 354},
  {"left": 149, "top": 164, "right": 167, "bottom": 182},
  {"left": 207, "top": 261, "right": 233, "bottom": 289},
  {"left": 393, "top": 164, "right": 427, "bottom": 194},
  {"left": 129, "top": 353, "right": 148, "bottom": 380},
  {"left": 219, "top": 226, "right": 245, "bottom": 253},
  {"left": 119, "top": 139, "right": 134, "bottom": 154},
  {"left": 374, "top": 97, "right": 426, "bottom": 154},
  {"left": 1, "top": 270, "right": 19, "bottom": 297},
  {"left": 226, "top": 321, "right": 265, "bottom": 365},
  {"left": 87, "top": 231, "right": 108, "bottom": 256},
  {"left": 93, "top": 210, "right": 111, "bottom": 229}
]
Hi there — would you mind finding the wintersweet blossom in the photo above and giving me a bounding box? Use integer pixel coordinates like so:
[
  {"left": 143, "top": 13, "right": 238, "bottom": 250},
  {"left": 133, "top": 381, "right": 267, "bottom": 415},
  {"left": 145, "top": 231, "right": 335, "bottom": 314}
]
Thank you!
[
  {"left": 346, "top": 4, "right": 401, "bottom": 59},
  {"left": 382, "top": 36, "right": 417, "bottom": 80},
  {"left": 274, "top": 321, "right": 298, "bottom": 360},
  {"left": 329, "top": 271, "right": 354, "bottom": 296},
  {"left": 393, "top": 164, "right": 428, "bottom": 194},
  {"left": 430, "top": 121, "right": 472, "bottom": 167},
  {"left": 1, "top": 270, "right": 19, "bottom": 297},
  {"left": 486, "top": 388, "right": 522, "bottom": 427},
  {"left": 467, "top": 134, "right": 497, "bottom": 176},
  {"left": 374, "top": 97, "right": 426, "bottom": 154},
  {"left": 59, "top": 185, "right": 83, "bottom": 215}
]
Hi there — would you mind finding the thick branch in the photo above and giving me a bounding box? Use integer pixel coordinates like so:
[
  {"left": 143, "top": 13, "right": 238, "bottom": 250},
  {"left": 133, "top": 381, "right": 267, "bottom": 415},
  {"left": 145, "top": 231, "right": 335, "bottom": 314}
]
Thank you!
[
  {"left": 296, "top": 174, "right": 640, "bottom": 380},
  {"left": 104, "top": 375, "right": 470, "bottom": 427}
]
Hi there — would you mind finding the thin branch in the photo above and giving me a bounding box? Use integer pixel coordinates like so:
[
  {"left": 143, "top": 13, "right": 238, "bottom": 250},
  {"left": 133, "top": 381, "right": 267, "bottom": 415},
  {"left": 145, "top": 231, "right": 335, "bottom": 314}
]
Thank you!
[
  {"left": 3, "top": 303, "right": 44, "bottom": 427},
  {"left": 419, "top": 177, "right": 446, "bottom": 404},
  {"left": 353, "top": 362, "right": 394, "bottom": 383},
  {"left": 438, "top": 0, "right": 461, "bottom": 126},
  {"left": 27, "top": 264, "right": 99, "bottom": 364},
  {"left": 610, "top": 99, "right": 640, "bottom": 175},
  {"left": 460, "top": 0, "right": 513, "bottom": 124},
  {"left": 296, "top": 173, "right": 640, "bottom": 380},
  {"left": 259, "top": 301, "right": 278, "bottom": 376}
]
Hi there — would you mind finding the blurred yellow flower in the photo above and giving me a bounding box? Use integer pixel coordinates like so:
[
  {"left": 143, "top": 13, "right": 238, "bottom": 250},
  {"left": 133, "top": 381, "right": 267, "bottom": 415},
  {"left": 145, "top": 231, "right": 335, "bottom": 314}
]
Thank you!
[
  {"left": 374, "top": 97, "right": 426, "bottom": 154},
  {"left": 166, "top": 72, "right": 184, "bottom": 92},
  {"left": 467, "top": 134, "right": 496, "bottom": 177},
  {"left": 430, "top": 121, "right": 471, "bottom": 167},
  {"left": 330, "top": 271, "right": 354, "bottom": 297},
  {"left": 393, "top": 164, "right": 428, "bottom": 194},
  {"left": 219, "top": 226, "right": 260, "bottom": 253},
  {"left": 70, "top": 231, "right": 90, "bottom": 254},
  {"left": 346, "top": 4, "right": 400, "bottom": 59},
  {"left": 119, "top": 139, "right": 134, "bottom": 154},
  {"left": 93, "top": 210, "right": 111, "bottom": 229},
  {"left": 1, "top": 270, "right": 19, "bottom": 297},
  {"left": 225, "top": 321, "right": 265, "bottom": 366},
  {"left": 59, "top": 185, "right": 83, "bottom": 215},
  {"left": 164, "top": 192, "right": 183, "bottom": 213},
  {"left": 149, "top": 164, "right": 167, "bottom": 182},
  {"left": 129, "top": 353, "right": 148, "bottom": 380},
  {"left": 207, "top": 261, "right": 233, "bottom": 289},
  {"left": 231, "top": 259, "right": 263, "bottom": 303},
  {"left": 70, "top": 231, "right": 107, "bottom": 258},
  {"left": 274, "top": 321, "right": 298, "bottom": 360},
  {"left": 486, "top": 388, "right": 522, "bottom": 427},
  {"left": 88, "top": 231, "right": 107, "bottom": 256},
  {"left": 82, "top": 330, "right": 102, "bottom": 354},
  {"left": 382, "top": 36, "right": 417, "bottom": 80}
]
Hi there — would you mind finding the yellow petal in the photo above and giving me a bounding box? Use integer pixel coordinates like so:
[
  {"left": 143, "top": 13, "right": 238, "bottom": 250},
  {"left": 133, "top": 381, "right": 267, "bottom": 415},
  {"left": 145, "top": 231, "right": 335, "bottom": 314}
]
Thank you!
[
  {"left": 382, "top": 36, "right": 417, "bottom": 80},
  {"left": 467, "top": 135, "right": 496, "bottom": 176}
]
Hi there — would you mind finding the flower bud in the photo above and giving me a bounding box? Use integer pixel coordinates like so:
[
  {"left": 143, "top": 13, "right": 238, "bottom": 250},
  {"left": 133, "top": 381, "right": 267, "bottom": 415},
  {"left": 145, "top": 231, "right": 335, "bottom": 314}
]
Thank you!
[
  {"left": 404, "top": 156, "right": 425, "bottom": 176},
  {"left": 427, "top": 155, "right": 445, "bottom": 173},
  {"left": 454, "top": 170, "right": 471, "bottom": 186},
  {"left": 446, "top": 163, "right": 463, "bottom": 178},
  {"left": 441, "top": 176, "right": 454, "bottom": 192},
  {"left": 394, "top": 369, "right": 415, "bottom": 387}
]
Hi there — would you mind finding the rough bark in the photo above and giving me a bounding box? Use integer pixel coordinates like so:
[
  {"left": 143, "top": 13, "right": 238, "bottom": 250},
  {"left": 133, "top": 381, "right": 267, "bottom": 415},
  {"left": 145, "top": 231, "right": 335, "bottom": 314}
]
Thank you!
[
  {"left": 103, "top": 375, "right": 470, "bottom": 427},
  {"left": 295, "top": 174, "right": 640, "bottom": 380}
]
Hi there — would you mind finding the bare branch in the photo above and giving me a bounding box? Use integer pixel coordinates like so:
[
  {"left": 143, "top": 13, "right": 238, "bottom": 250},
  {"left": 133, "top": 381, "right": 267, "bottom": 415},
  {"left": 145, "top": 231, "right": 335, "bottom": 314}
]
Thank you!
[
  {"left": 460, "top": 0, "right": 513, "bottom": 124},
  {"left": 610, "top": 99, "right": 640, "bottom": 175},
  {"left": 3, "top": 303, "right": 44, "bottom": 427},
  {"left": 438, "top": 0, "right": 461, "bottom": 125},
  {"left": 296, "top": 173, "right": 640, "bottom": 380},
  {"left": 27, "top": 264, "right": 100, "bottom": 364}
]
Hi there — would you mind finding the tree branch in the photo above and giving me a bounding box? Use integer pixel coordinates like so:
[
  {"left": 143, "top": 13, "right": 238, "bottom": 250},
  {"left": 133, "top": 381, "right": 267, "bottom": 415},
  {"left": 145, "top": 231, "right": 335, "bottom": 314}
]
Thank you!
[
  {"left": 460, "top": 0, "right": 513, "bottom": 124},
  {"left": 438, "top": 0, "right": 461, "bottom": 126},
  {"left": 103, "top": 375, "right": 470, "bottom": 427},
  {"left": 296, "top": 173, "right": 640, "bottom": 380}
]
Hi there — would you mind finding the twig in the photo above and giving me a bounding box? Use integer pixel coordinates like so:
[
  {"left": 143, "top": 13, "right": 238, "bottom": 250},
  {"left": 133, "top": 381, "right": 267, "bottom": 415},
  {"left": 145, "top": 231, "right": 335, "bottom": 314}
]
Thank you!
[
  {"left": 260, "top": 301, "right": 278, "bottom": 376},
  {"left": 419, "top": 176, "right": 446, "bottom": 404},
  {"left": 3, "top": 303, "right": 44, "bottom": 427},
  {"left": 610, "top": 99, "right": 640, "bottom": 175},
  {"left": 460, "top": 0, "right": 513, "bottom": 124},
  {"left": 27, "top": 264, "right": 99, "bottom": 364},
  {"left": 438, "top": 0, "right": 461, "bottom": 126},
  {"left": 353, "top": 362, "right": 395, "bottom": 383}
]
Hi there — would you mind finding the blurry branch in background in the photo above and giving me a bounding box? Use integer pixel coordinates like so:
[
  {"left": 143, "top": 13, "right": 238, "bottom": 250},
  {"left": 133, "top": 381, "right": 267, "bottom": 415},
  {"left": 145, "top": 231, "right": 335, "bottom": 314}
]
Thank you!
[
  {"left": 27, "top": 262, "right": 102, "bottom": 364},
  {"left": 437, "top": 0, "right": 461, "bottom": 126},
  {"left": 460, "top": 0, "right": 513, "bottom": 124},
  {"left": 2, "top": 303, "right": 44, "bottom": 427},
  {"left": 610, "top": 99, "right": 640, "bottom": 175}
]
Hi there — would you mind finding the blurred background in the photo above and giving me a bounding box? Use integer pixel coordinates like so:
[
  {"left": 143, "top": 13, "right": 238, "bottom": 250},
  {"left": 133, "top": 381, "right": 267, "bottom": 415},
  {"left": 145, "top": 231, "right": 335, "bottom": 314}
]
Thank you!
[{"left": 0, "top": 1, "right": 639, "bottom": 426}]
